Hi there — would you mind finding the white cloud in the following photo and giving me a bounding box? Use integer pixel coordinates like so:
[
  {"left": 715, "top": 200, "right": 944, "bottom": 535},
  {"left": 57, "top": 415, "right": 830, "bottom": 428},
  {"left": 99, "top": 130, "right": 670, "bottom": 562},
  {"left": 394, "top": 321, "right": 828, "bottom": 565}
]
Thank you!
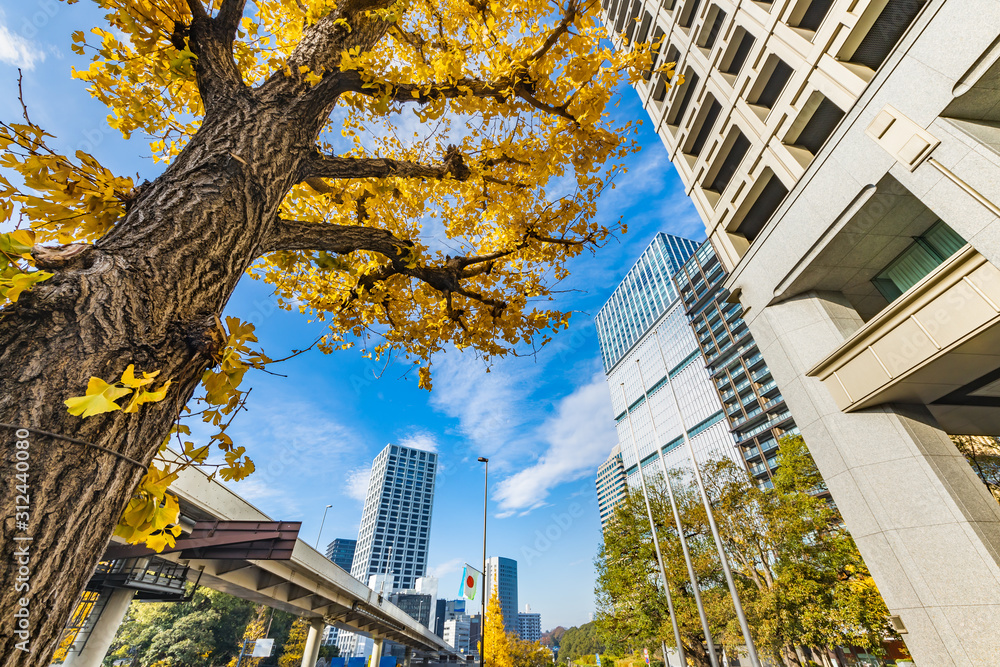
[
  {"left": 428, "top": 350, "right": 538, "bottom": 460},
  {"left": 0, "top": 22, "right": 45, "bottom": 70},
  {"left": 399, "top": 430, "right": 439, "bottom": 453},
  {"left": 493, "top": 373, "right": 616, "bottom": 515},
  {"left": 345, "top": 465, "right": 372, "bottom": 502}
]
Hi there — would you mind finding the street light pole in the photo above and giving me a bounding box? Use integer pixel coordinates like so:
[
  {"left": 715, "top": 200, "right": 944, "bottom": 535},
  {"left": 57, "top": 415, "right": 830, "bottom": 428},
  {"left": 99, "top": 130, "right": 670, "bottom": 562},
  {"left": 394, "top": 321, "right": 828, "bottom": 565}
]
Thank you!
[
  {"left": 477, "top": 456, "right": 489, "bottom": 667},
  {"left": 316, "top": 504, "right": 333, "bottom": 549}
]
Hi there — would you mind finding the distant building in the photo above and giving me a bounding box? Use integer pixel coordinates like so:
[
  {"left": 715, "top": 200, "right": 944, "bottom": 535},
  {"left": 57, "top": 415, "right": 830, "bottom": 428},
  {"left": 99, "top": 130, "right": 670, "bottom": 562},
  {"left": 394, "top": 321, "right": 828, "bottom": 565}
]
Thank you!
[
  {"left": 433, "top": 599, "right": 447, "bottom": 637},
  {"left": 485, "top": 557, "right": 519, "bottom": 637},
  {"left": 443, "top": 617, "right": 472, "bottom": 654},
  {"left": 595, "top": 444, "right": 627, "bottom": 529},
  {"left": 517, "top": 605, "right": 541, "bottom": 643},
  {"left": 389, "top": 591, "right": 433, "bottom": 627},
  {"left": 325, "top": 538, "right": 358, "bottom": 571},
  {"left": 338, "top": 443, "right": 438, "bottom": 657}
]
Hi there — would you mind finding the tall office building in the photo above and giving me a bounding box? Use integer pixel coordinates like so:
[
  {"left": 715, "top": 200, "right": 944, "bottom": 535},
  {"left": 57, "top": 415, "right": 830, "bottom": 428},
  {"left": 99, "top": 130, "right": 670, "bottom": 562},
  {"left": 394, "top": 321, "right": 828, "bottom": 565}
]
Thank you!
[
  {"left": 595, "top": 444, "right": 628, "bottom": 528},
  {"left": 339, "top": 443, "right": 438, "bottom": 656},
  {"left": 596, "top": 233, "right": 743, "bottom": 491},
  {"left": 673, "top": 241, "right": 799, "bottom": 486},
  {"left": 517, "top": 605, "right": 542, "bottom": 643},
  {"left": 325, "top": 538, "right": 358, "bottom": 571},
  {"left": 602, "top": 0, "right": 1000, "bottom": 661},
  {"left": 484, "top": 556, "right": 519, "bottom": 637},
  {"left": 350, "top": 443, "right": 437, "bottom": 590}
]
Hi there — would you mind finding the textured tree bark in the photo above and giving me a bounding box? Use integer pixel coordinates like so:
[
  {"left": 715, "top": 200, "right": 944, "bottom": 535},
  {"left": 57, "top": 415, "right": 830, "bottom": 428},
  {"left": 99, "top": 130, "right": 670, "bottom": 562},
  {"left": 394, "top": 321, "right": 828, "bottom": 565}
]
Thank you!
[{"left": 0, "top": 93, "right": 319, "bottom": 665}]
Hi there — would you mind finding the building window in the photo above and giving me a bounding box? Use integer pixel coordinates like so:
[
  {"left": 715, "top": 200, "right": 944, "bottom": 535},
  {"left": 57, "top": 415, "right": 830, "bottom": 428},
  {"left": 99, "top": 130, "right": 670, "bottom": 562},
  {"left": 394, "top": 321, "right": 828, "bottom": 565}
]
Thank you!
[
  {"left": 721, "top": 28, "right": 755, "bottom": 76},
  {"left": 790, "top": 0, "right": 834, "bottom": 32},
  {"left": 686, "top": 97, "right": 722, "bottom": 157},
  {"left": 871, "top": 220, "right": 966, "bottom": 302},
  {"left": 668, "top": 70, "right": 699, "bottom": 125},
  {"left": 706, "top": 131, "right": 751, "bottom": 194},
  {"left": 846, "top": 0, "right": 927, "bottom": 71},
  {"left": 750, "top": 57, "right": 793, "bottom": 109},
  {"left": 679, "top": 0, "right": 702, "bottom": 28},
  {"left": 787, "top": 95, "right": 845, "bottom": 156},
  {"left": 698, "top": 6, "right": 726, "bottom": 50}
]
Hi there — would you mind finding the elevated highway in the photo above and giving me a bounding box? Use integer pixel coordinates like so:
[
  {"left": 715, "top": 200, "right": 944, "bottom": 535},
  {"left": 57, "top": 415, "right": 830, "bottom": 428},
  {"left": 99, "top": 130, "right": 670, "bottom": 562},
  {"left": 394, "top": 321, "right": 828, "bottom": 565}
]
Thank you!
[{"left": 62, "top": 457, "right": 456, "bottom": 667}]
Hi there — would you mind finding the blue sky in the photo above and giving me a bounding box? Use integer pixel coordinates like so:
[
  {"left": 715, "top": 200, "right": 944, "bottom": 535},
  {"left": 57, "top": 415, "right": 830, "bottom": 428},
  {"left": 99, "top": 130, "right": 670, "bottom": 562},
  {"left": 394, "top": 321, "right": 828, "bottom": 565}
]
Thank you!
[{"left": 0, "top": 1, "right": 703, "bottom": 630}]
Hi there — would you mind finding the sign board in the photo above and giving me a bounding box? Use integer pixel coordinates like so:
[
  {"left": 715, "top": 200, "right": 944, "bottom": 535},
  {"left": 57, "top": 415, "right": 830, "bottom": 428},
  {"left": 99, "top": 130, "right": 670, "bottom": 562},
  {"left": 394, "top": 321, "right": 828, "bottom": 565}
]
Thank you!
[
  {"left": 642, "top": 648, "right": 650, "bottom": 666},
  {"left": 251, "top": 638, "right": 274, "bottom": 657},
  {"left": 596, "top": 655, "right": 602, "bottom": 666}
]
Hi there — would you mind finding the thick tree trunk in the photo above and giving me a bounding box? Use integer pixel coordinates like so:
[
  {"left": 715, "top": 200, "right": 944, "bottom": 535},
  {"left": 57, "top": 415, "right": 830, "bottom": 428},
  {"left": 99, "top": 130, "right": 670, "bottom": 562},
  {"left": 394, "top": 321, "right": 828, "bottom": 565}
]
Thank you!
[{"left": 0, "top": 97, "right": 316, "bottom": 665}]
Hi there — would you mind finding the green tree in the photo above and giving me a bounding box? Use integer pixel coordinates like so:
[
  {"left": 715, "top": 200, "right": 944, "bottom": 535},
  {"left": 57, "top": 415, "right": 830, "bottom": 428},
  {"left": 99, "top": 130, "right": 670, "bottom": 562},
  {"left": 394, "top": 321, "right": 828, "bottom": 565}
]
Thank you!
[
  {"left": 555, "top": 622, "right": 605, "bottom": 663},
  {"left": 103, "top": 587, "right": 255, "bottom": 667},
  {"left": 596, "top": 436, "right": 899, "bottom": 667}
]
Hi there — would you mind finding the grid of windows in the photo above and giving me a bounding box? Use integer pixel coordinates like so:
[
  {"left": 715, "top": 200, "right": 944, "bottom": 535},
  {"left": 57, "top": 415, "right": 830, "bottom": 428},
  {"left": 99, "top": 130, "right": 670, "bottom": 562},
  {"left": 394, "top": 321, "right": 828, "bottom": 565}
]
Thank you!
[
  {"left": 596, "top": 445, "right": 628, "bottom": 528},
  {"left": 595, "top": 233, "right": 700, "bottom": 372},
  {"left": 674, "top": 240, "right": 799, "bottom": 486},
  {"left": 601, "top": 0, "right": 929, "bottom": 269},
  {"left": 485, "top": 557, "right": 519, "bottom": 637},
  {"left": 340, "top": 443, "right": 437, "bottom": 656}
]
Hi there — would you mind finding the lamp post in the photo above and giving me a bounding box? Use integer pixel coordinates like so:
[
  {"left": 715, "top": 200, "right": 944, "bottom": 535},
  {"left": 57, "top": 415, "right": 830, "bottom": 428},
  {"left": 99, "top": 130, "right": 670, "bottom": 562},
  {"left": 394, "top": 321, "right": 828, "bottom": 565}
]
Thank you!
[
  {"left": 477, "top": 456, "right": 489, "bottom": 667},
  {"left": 315, "top": 504, "right": 333, "bottom": 549}
]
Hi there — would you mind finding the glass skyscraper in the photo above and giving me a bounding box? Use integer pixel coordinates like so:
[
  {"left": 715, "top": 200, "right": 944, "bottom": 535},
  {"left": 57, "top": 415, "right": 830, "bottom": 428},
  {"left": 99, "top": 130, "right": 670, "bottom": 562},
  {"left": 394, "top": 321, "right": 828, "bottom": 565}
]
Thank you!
[
  {"left": 595, "top": 233, "right": 701, "bottom": 372},
  {"left": 485, "top": 556, "right": 518, "bottom": 637},
  {"left": 595, "top": 232, "right": 742, "bottom": 499}
]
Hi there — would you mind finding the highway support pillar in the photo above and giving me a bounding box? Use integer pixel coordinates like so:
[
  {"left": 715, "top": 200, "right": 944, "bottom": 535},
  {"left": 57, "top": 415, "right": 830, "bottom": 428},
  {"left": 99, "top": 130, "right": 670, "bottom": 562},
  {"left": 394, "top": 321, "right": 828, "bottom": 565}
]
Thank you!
[
  {"left": 370, "top": 636, "right": 385, "bottom": 667},
  {"left": 403, "top": 646, "right": 413, "bottom": 667},
  {"left": 300, "top": 618, "right": 324, "bottom": 667},
  {"left": 62, "top": 588, "right": 136, "bottom": 667}
]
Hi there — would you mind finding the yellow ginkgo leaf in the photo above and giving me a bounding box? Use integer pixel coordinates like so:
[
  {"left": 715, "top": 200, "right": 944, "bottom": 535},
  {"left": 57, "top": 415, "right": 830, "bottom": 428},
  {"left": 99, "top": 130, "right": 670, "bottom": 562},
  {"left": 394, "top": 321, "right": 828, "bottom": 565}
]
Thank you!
[
  {"left": 120, "top": 363, "right": 159, "bottom": 388},
  {"left": 123, "top": 380, "right": 172, "bottom": 413},
  {"left": 65, "top": 377, "right": 132, "bottom": 418}
]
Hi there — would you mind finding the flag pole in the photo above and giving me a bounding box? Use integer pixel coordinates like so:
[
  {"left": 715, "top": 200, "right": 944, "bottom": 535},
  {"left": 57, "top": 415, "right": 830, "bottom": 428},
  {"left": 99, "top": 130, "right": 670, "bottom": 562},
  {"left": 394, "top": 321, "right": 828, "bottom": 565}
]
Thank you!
[
  {"left": 636, "top": 359, "right": 719, "bottom": 667},
  {"left": 478, "top": 456, "right": 489, "bottom": 667},
  {"left": 652, "top": 331, "right": 762, "bottom": 667},
  {"left": 620, "top": 383, "right": 687, "bottom": 667}
]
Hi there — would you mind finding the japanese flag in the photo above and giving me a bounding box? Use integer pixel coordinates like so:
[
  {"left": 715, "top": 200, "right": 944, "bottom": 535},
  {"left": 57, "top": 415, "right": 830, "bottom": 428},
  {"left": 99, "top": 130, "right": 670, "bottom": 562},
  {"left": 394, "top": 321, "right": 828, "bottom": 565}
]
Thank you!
[{"left": 459, "top": 564, "right": 482, "bottom": 601}]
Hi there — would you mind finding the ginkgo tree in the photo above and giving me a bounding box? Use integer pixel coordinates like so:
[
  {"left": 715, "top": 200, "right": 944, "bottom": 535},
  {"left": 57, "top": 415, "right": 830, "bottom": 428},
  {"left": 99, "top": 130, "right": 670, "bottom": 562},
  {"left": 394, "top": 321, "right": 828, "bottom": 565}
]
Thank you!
[{"left": 0, "top": 0, "right": 676, "bottom": 661}]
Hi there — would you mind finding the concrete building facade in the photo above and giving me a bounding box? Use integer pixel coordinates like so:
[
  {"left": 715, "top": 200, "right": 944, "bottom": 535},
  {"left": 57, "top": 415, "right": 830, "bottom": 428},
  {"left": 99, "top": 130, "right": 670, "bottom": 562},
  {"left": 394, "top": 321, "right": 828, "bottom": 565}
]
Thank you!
[
  {"left": 596, "top": 234, "right": 744, "bottom": 490},
  {"left": 673, "top": 241, "right": 801, "bottom": 485},
  {"left": 484, "top": 556, "right": 519, "bottom": 637},
  {"left": 603, "top": 0, "right": 1000, "bottom": 661}
]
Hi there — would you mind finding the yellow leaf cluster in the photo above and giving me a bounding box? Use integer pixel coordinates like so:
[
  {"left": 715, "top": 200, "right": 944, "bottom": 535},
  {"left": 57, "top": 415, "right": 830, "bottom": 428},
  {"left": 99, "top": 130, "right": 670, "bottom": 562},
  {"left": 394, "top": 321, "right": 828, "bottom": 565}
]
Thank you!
[
  {"left": 0, "top": 121, "right": 133, "bottom": 243},
  {"left": 64, "top": 364, "right": 173, "bottom": 417},
  {"left": 0, "top": 229, "right": 53, "bottom": 306},
  {"left": 114, "top": 464, "right": 183, "bottom": 551}
]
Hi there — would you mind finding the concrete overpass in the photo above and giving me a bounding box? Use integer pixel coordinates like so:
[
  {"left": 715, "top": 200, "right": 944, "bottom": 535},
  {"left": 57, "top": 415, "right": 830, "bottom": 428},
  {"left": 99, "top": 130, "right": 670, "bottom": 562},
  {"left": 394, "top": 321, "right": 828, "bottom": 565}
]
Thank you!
[{"left": 62, "top": 457, "right": 457, "bottom": 667}]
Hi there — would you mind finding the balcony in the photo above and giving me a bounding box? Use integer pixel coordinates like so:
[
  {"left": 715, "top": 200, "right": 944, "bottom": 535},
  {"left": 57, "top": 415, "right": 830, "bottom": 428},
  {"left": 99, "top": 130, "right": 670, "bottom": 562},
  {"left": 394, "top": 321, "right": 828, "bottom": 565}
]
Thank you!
[{"left": 809, "top": 246, "right": 1000, "bottom": 434}]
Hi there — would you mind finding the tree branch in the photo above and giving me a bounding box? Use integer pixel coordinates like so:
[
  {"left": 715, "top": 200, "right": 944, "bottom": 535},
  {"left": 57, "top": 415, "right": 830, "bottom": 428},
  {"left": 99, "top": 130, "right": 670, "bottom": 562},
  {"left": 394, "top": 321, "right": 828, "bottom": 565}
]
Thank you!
[
  {"left": 299, "top": 145, "right": 472, "bottom": 184},
  {"left": 181, "top": 0, "right": 249, "bottom": 111}
]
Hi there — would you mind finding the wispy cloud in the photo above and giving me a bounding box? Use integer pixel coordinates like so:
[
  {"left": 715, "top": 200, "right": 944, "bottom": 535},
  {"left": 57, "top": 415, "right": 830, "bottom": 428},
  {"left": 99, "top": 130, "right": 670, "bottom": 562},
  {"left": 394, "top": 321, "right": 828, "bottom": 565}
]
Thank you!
[
  {"left": 399, "top": 430, "right": 440, "bottom": 453},
  {"left": 493, "top": 372, "right": 616, "bottom": 516},
  {"left": 345, "top": 465, "right": 372, "bottom": 503},
  {"left": 428, "top": 557, "right": 465, "bottom": 581},
  {"left": 0, "top": 20, "right": 45, "bottom": 70},
  {"left": 428, "top": 350, "right": 539, "bottom": 463}
]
